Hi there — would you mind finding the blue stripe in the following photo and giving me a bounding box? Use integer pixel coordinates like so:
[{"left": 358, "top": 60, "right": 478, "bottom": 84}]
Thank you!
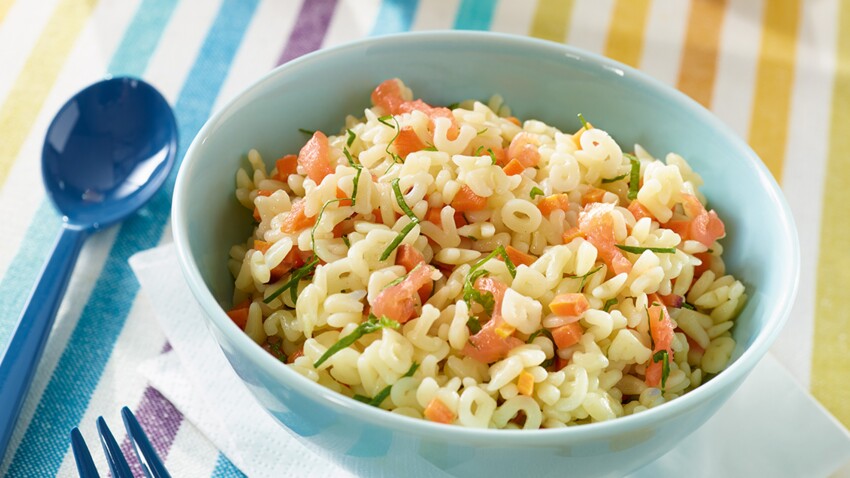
[
  {"left": 370, "top": 0, "right": 418, "bottom": 35},
  {"left": 210, "top": 453, "right": 246, "bottom": 478},
  {"left": 3, "top": 1, "right": 260, "bottom": 476},
  {"left": 453, "top": 0, "right": 498, "bottom": 30},
  {"left": 0, "top": 0, "right": 178, "bottom": 352}
]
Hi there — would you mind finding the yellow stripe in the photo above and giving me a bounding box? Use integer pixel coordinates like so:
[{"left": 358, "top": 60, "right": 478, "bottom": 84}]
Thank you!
[
  {"left": 0, "top": 0, "right": 98, "bottom": 187},
  {"left": 529, "top": 0, "right": 575, "bottom": 43},
  {"left": 811, "top": 1, "right": 850, "bottom": 430},
  {"left": 747, "top": 0, "right": 801, "bottom": 180},
  {"left": 0, "top": 0, "right": 16, "bottom": 24},
  {"left": 677, "top": 0, "right": 728, "bottom": 108},
  {"left": 604, "top": 0, "right": 652, "bottom": 68}
]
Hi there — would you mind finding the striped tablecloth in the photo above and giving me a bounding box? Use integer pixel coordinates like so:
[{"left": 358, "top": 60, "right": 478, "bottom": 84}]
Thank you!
[{"left": 0, "top": 0, "right": 847, "bottom": 476}]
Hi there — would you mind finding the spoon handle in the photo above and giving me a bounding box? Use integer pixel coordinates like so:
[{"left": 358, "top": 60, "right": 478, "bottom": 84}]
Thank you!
[{"left": 0, "top": 224, "right": 88, "bottom": 458}]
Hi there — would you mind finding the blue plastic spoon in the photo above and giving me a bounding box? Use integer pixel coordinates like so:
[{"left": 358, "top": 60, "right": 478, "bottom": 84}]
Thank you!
[{"left": 0, "top": 77, "right": 177, "bottom": 458}]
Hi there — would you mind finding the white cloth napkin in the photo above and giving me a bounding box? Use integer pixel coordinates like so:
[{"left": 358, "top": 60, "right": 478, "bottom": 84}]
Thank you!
[{"left": 130, "top": 244, "right": 850, "bottom": 478}]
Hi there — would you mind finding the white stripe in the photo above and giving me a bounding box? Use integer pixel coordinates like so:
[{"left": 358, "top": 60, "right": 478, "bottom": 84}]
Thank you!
[
  {"left": 54, "top": 294, "right": 167, "bottom": 477},
  {"left": 0, "top": 0, "right": 142, "bottom": 278},
  {"left": 162, "top": 421, "right": 221, "bottom": 476},
  {"left": 490, "top": 0, "right": 535, "bottom": 36},
  {"left": 770, "top": 0, "right": 838, "bottom": 388},
  {"left": 323, "top": 0, "right": 380, "bottom": 47},
  {"left": 0, "top": 0, "right": 62, "bottom": 102},
  {"left": 214, "top": 0, "right": 299, "bottom": 111},
  {"left": 711, "top": 0, "right": 764, "bottom": 137},
  {"left": 640, "top": 0, "right": 689, "bottom": 86},
  {"left": 566, "top": 0, "right": 615, "bottom": 55},
  {"left": 411, "top": 0, "right": 459, "bottom": 31},
  {"left": 144, "top": 0, "right": 224, "bottom": 106}
]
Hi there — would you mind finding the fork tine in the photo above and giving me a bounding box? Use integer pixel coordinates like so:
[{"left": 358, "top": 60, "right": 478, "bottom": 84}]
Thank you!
[
  {"left": 121, "top": 406, "right": 172, "bottom": 478},
  {"left": 70, "top": 427, "right": 100, "bottom": 478},
  {"left": 96, "top": 416, "right": 134, "bottom": 478}
]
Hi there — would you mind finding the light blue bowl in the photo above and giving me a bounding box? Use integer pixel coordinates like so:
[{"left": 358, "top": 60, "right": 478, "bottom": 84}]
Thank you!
[{"left": 173, "top": 31, "right": 799, "bottom": 477}]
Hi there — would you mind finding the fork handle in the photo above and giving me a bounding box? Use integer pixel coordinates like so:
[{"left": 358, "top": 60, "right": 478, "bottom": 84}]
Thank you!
[{"left": 0, "top": 224, "right": 87, "bottom": 458}]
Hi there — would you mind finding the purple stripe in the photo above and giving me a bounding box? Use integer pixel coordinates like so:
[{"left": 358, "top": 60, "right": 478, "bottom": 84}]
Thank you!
[
  {"left": 119, "top": 387, "right": 184, "bottom": 475},
  {"left": 277, "top": 0, "right": 339, "bottom": 64}
]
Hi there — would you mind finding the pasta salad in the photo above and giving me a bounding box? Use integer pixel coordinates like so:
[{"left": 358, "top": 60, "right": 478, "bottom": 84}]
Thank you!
[{"left": 225, "top": 79, "right": 745, "bottom": 429}]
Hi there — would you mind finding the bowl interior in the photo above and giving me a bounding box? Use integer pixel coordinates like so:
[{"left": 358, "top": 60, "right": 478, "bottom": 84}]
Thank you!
[{"left": 175, "top": 31, "right": 797, "bottom": 423}]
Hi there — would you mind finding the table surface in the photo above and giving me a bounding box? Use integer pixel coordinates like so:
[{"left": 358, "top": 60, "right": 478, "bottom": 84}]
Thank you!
[{"left": 0, "top": 0, "right": 848, "bottom": 476}]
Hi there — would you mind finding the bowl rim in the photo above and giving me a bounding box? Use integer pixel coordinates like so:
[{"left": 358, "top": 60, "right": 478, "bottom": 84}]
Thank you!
[{"left": 172, "top": 30, "right": 800, "bottom": 444}]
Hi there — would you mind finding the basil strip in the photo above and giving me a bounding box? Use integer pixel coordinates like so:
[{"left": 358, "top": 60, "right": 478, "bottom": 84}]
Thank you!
[
  {"left": 379, "top": 178, "right": 421, "bottom": 261},
  {"left": 626, "top": 153, "right": 640, "bottom": 200},
  {"left": 313, "top": 315, "right": 400, "bottom": 368},
  {"left": 615, "top": 244, "right": 677, "bottom": 254}
]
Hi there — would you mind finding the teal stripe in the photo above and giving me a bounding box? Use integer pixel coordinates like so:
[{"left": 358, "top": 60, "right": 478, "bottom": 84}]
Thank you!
[
  {"left": 453, "top": 0, "right": 498, "bottom": 30},
  {"left": 210, "top": 453, "right": 246, "bottom": 477},
  {"left": 109, "top": 0, "right": 179, "bottom": 75},
  {"left": 3, "top": 1, "right": 260, "bottom": 476},
  {"left": 371, "top": 0, "right": 418, "bottom": 35},
  {"left": 0, "top": 0, "right": 178, "bottom": 352}
]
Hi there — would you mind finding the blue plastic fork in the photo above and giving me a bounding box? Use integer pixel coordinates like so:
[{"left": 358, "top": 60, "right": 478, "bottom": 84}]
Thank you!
[{"left": 70, "top": 406, "right": 171, "bottom": 478}]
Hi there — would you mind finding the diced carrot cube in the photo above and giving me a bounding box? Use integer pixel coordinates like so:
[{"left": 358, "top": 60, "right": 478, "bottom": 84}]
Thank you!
[
  {"left": 517, "top": 370, "right": 535, "bottom": 396},
  {"left": 394, "top": 126, "right": 426, "bottom": 159},
  {"left": 549, "top": 293, "right": 590, "bottom": 317},
  {"left": 494, "top": 321, "right": 516, "bottom": 339},
  {"left": 336, "top": 186, "right": 353, "bottom": 207},
  {"left": 425, "top": 207, "right": 442, "bottom": 226},
  {"left": 537, "top": 194, "right": 571, "bottom": 217},
  {"left": 274, "top": 154, "right": 298, "bottom": 180},
  {"left": 424, "top": 398, "right": 455, "bottom": 424},
  {"left": 502, "top": 158, "right": 526, "bottom": 176},
  {"left": 280, "top": 200, "right": 316, "bottom": 233},
  {"left": 451, "top": 185, "right": 487, "bottom": 212},
  {"left": 550, "top": 322, "right": 584, "bottom": 349},
  {"left": 628, "top": 200, "right": 654, "bottom": 221},
  {"left": 504, "top": 245, "right": 536, "bottom": 267},
  {"left": 226, "top": 299, "right": 251, "bottom": 329},
  {"left": 562, "top": 226, "right": 583, "bottom": 244},
  {"left": 396, "top": 244, "right": 426, "bottom": 272},
  {"left": 581, "top": 187, "right": 606, "bottom": 206},
  {"left": 253, "top": 240, "right": 271, "bottom": 253}
]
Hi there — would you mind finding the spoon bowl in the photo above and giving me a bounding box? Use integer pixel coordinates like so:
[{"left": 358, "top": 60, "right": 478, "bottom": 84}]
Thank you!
[
  {"left": 42, "top": 77, "right": 176, "bottom": 228},
  {"left": 0, "top": 77, "right": 177, "bottom": 459}
]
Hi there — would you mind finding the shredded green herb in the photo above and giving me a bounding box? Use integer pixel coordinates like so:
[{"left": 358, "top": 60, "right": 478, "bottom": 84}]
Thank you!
[
  {"left": 603, "top": 298, "right": 618, "bottom": 312},
  {"left": 682, "top": 302, "right": 696, "bottom": 311},
  {"left": 377, "top": 115, "right": 403, "bottom": 163},
  {"left": 626, "top": 153, "right": 640, "bottom": 200},
  {"left": 447, "top": 102, "right": 460, "bottom": 110},
  {"left": 473, "top": 145, "right": 485, "bottom": 156},
  {"left": 577, "top": 113, "right": 589, "bottom": 130},
  {"left": 527, "top": 328, "right": 554, "bottom": 344},
  {"left": 461, "top": 245, "right": 516, "bottom": 313},
  {"left": 342, "top": 149, "right": 363, "bottom": 206},
  {"left": 615, "top": 244, "right": 677, "bottom": 254},
  {"left": 707, "top": 248, "right": 714, "bottom": 254},
  {"left": 314, "top": 314, "right": 401, "bottom": 368},
  {"left": 422, "top": 143, "right": 438, "bottom": 152},
  {"left": 653, "top": 349, "right": 671, "bottom": 390},
  {"left": 466, "top": 317, "right": 482, "bottom": 334},
  {"left": 346, "top": 129, "right": 356, "bottom": 147},
  {"left": 311, "top": 198, "right": 343, "bottom": 252},
  {"left": 601, "top": 173, "right": 628, "bottom": 184},
  {"left": 342, "top": 235, "right": 350, "bottom": 248},
  {"left": 298, "top": 128, "right": 315, "bottom": 136},
  {"left": 566, "top": 266, "right": 602, "bottom": 290},
  {"left": 477, "top": 128, "right": 488, "bottom": 136},
  {"left": 383, "top": 275, "right": 406, "bottom": 290},
  {"left": 540, "top": 357, "right": 555, "bottom": 369},
  {"left": 486, "top": 148, "right": 497, "bottom": 165},
  {"left": 264, "top": 255, "right": 320, "bottom": 304},
  {"left": 353, "top": 362, "right": 420, "bottom": 407},
  {"left": 529, "top": 187, "right": 545, "bottom": 199},
  {"left": 379, "top": 178, "right": 420, "bottom": 261}
]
